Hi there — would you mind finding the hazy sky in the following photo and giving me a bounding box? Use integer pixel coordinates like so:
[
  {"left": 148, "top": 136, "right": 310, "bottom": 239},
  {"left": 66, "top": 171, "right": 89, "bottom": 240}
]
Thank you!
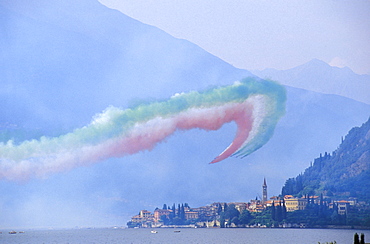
[
  {"left": 99, "top": 0, "right": 370, "bottom": 74},
  {"left": 2, "top": 0, "right": 370, "bottom": 229}
]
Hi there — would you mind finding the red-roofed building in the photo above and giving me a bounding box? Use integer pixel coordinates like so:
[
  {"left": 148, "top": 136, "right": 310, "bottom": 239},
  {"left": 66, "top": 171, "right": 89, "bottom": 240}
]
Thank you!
[{"left": 153, "top": 209, "right": 171, "bottom": 223}]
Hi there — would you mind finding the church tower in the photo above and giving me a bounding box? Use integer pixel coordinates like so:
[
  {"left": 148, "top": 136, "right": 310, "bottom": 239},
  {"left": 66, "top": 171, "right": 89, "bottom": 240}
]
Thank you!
[{"left": 262, "top": 178, "right": 267, "bottom": 204}]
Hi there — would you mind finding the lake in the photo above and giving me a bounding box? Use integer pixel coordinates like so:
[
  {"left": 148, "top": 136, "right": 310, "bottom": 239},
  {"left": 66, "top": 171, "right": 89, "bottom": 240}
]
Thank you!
[{"left": 1, "top": 227, "right": 369, "bottom": 244}]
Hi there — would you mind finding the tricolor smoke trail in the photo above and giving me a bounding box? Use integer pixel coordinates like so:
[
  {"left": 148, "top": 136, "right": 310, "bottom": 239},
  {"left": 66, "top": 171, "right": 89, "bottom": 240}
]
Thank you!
[{"left": 0, "top": 78, "right": 286, "bottom": 181}]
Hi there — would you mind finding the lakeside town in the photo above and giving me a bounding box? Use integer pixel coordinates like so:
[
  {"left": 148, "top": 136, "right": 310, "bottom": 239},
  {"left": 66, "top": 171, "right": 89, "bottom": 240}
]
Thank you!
[{"left": 127, "top": 178, "right": 369, "bottom": 229}]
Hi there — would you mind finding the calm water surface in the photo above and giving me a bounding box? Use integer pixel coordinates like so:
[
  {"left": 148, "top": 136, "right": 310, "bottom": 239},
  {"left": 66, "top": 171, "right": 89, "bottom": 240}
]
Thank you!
[{"left": 1, "top": 228, "right": 369, "bottom": 244}]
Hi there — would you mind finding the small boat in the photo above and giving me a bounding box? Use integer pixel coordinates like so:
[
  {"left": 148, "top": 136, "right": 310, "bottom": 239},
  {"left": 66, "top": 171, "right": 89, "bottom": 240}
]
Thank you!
[
  {"left": 9, "top": 231, "right": 16, "bottom": 234},
  {"left": 151, "top": 230, "right": 158, "bottom": 234},
  {"left": 174, "top": 230, "right": 181, "bottom": 233}
]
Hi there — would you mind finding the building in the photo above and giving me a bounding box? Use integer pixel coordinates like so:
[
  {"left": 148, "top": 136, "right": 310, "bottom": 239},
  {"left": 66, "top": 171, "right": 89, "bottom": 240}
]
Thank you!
[
  {"left": 130, "top": 210, "right": 154, "bottom": 227},
  {"left": 262, "top": 178, "right": 267, "bottom": 204},
  {"left": 302, "top": 195, "right": 320, "bottom": 204},
  {"left": 250, "top": 204, "right": 264, "bottom": 213},
  {"left": 153, "top": 209, "right": 171, "bottom": 223},
  {"left": 230, "top": 202, "right": 248, "bottom": 213},
  {"left": 336, "top": 200, "right": 350, "bottom": 215},
  {"left": 191, "top": 203, "right": 221, "bottom": 220},
  {"left": 185, "top": 210, "right": 199, "bottom": 220},
  {"left": 131, "top": 210, "right": 153, "bottom": 222},
  {"left": 139, "top": 210, "right": 153, "bottom": 218},
  {"left": 284, "top": 196, "right": 308, "bottom": 212}
]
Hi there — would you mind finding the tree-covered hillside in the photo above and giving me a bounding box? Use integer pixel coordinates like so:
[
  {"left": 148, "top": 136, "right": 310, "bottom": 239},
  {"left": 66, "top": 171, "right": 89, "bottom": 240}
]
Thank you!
[{"left": 282, "top": 117, "right": 370, "bottom": 201}]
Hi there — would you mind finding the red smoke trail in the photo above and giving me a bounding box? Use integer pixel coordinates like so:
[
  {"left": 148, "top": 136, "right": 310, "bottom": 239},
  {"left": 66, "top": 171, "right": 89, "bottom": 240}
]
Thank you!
[
  {"left": 95, "top": 102, "right": 253, "bottom": 164},
  {"left": 209, "top": 103, "right": 253, "bottom": 163}
]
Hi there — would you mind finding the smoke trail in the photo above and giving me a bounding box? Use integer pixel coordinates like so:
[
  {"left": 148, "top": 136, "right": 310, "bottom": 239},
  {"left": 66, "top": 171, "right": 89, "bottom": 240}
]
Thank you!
[{"left": 0, "top": 78, "right": 286, "bottom": 180}]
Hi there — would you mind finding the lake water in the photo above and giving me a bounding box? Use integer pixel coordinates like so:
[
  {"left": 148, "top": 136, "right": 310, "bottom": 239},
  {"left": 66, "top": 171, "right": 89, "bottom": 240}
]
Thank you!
[{"left": 1, "top": 228, "right": 369, "bottom": 244}]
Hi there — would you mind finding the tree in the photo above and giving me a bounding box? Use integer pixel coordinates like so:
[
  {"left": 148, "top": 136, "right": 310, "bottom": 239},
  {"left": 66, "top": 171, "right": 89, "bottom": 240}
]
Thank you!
[
  {"left": 360, "top": 233, "right": 365, "bottom": 244},
  {"left": 160, "top": 214, "right": 169, "bottom": 225},
  {"left": 216, "top": 203, "right": 222, "bottom": 215},
  {"left": 354, "top": 233, "right": 360, "bottom": 244},
  {"left": 172, "top": 217, "right": 182, "bottom": 225},
  {"left": 282, "top": 178, "right": 295, "bottom": 195},
  {"left": 271, "top": 201, "right": 276, "bottom": 221},
  {"left": 231, "top": 216, "right": 240, "bottom": 226},
  {"left": 224, "top": 204, "right": 239, "bottom": 220},
  {"left": 319, "top": 193, "right": 324, "bottom": 218},
  {"left": 170, "top": 204, "right": 176, "bottom": 222},
  {"left": 282, "top": 199, "right": 287, "bottom": 220},
  {"left": 180, "top": 204, "right": 186, "bottom": 221},
  {"left": 177, "top": 204, "right": 181, "bottom": 217},
  {"left": 239, "top": 210, "right": 253, "bottom": 226},
  {"left": 275, "top": 203, "right": 282, "bottom": 222},
  {"left": 220, "top": 216, "right": 225, "bottom": 228},
  {"left": 223, "top": 203, "right": 228, "bottom": 212}
]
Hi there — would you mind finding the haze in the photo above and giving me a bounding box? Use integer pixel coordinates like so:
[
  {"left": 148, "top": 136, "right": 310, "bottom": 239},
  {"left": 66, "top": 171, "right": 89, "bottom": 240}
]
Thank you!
[
  {"left": 99, "top": 0, "right": 370, "bottom": 74},
  {"left": 1, "top": 0, "right": 369, "bottom": 229}
]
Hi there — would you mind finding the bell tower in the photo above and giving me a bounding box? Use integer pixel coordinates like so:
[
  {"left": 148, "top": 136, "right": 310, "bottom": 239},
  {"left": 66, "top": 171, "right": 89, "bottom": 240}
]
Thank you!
[{"left": 262, "top": 178, "right": 267, "bottom": 204}]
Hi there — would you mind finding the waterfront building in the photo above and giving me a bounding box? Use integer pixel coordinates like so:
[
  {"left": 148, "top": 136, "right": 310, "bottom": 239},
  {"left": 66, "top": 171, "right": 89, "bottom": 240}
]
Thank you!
[
  {"left": 153, "top": 209, "right": 171, "bottom": 223},
  {"left": 130, "top": 210, "right": 154, "bottom": 227},
  {"left": 139, "top": 210, "right": 152, "bottom": 218},
  {"left": 131, "top": 210, "right": 153, "bottom": 222},
  {"left": 185, "top": 210, "right": 199, "bottom": 220},
  {"left": 284, "top": 197, "right": 308, "bottom": 212}
]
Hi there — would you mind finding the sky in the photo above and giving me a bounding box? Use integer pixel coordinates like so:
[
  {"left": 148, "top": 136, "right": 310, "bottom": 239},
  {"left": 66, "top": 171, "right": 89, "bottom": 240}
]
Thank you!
[{"left": 98, "top": 0, "right": 370, "bottom": 74}]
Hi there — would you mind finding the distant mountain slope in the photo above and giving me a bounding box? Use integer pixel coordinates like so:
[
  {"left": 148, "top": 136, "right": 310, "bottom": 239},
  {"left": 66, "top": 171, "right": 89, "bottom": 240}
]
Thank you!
[
  {"left": 0, "top": 0, "right": 251, "bottom": 134},
  {"left": 252, "top": 59, "right": 370, "bottom": 105},
  {"left": 282, "top": 117, "right": 370, "bottom": 201}
]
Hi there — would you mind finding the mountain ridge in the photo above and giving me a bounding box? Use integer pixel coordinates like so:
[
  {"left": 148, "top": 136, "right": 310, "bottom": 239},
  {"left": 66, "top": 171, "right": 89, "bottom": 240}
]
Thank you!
[
  {"left": 282, "top": 117, "right": 370, "bottom": 201},
  {"left": 252, "top": 59, "right": 370, "bottom": 105}
]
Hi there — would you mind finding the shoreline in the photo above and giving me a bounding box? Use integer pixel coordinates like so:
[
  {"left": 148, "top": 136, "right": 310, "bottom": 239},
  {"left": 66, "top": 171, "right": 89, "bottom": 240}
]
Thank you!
[{"left": 131, "top": 225, "right": 370, "bottom": 230}]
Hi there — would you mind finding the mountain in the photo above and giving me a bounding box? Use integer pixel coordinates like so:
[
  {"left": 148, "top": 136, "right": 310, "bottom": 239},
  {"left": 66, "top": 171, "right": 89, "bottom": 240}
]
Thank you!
[
  {"left": 1, "top": 0, "right": 369, "bottom": 228},
  {"left": 0, "top": 0, "right": 251, "bottom": 134},
  {"left": 252, "top": 59, "right": 370, "bottom": 105},
  {"left": 282, "top": 117, "right": 370, "bottom": 201}
]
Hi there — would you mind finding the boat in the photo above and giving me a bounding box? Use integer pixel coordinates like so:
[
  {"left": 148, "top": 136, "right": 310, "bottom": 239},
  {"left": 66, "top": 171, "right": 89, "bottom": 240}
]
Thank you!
[
  {"left": 9, "top": 231, "right": 16, "bottom": 234},
  {"left": 151, "top": 230, "right": 158, "bottom": 234},
  {"left": 174, "top": 230, "right": 181, "bottom": 233}
]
